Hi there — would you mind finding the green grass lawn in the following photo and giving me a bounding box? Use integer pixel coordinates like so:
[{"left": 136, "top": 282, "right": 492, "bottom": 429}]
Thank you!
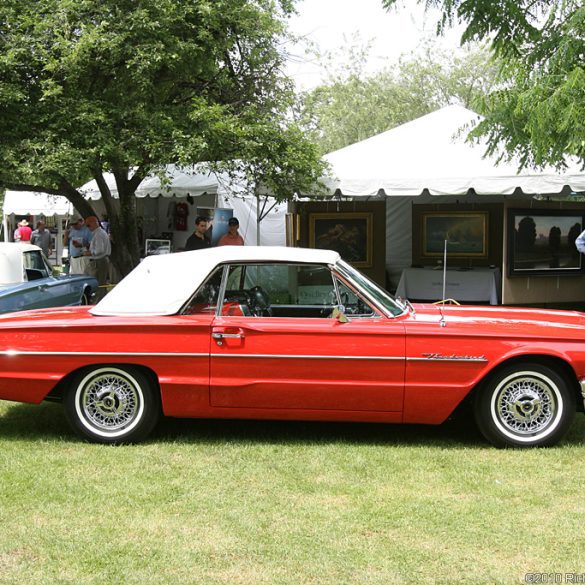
[{"left": 1, "top": 400, "right": 584, "bottom": 585}]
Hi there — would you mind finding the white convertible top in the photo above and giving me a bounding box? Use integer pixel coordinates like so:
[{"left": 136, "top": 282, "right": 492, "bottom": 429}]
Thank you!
[
  {"left": 91, "top": 246, "right": 341, "bottom": 316},
  {"left": 0, "top": 243, "right": 43, "bottom": 285}
]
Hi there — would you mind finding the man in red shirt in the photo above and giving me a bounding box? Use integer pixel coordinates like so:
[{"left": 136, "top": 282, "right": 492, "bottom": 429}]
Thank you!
[
  {"left": 14, "top": 219, "right": 32, "bottom": 243},
  {"left": 218, "top": 217, "right": 245, "bottom": 246}
]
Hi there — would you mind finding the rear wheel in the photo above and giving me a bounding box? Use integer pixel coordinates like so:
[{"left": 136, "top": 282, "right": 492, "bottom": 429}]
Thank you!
[
  {"left": 64, "top": 366, "right": 160, "bottom": 443},
  {"left": 81, "top": 288, "right": 91, "bottom": 305},
  {"left": 474, "top": 363, "right": 575, "bottom": 447}
]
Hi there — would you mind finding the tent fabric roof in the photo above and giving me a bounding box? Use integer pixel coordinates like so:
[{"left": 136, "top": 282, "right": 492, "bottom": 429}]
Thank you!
[
  {"left": 78, "top": 164, "right": 287, "bottom": 247},
  {"left": 3, "top": 190, "right": 73, "bottom": 216},
  {"left": 324, "top": 105, "right": 585, "bottom": 197},
  {"left": 79, "top": 164, "right": 240, "bottom": 200}
]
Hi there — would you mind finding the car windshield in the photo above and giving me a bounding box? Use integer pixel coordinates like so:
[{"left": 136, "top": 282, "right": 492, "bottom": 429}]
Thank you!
[{"left": 336, "top": 260, "right": 405, "bottom": 317}]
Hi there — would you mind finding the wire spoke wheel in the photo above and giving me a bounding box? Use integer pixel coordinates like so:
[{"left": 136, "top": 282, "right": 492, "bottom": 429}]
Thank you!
[
  {"left": 494, "top": 373, "right": 557, "bottom": 437},
  {"left": 475, "top": 363, "right": 575, "bottom": 448},
  {"left": 81, "top": 371, "right": 141, "bottom": 433},
  {"left": 65, "top": 366, "right": 160, "bottom": 443}
]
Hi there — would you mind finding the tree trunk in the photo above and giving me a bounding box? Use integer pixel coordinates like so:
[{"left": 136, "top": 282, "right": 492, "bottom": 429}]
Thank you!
[
  {"left": 110, "top": 187, "right": 141, "bottom": 277},
  {"left": 9, "top": 172, "right": 144, "bottom": 279},
  {"left": 99, "top": 169, "right": 142, "bottom": 278}
]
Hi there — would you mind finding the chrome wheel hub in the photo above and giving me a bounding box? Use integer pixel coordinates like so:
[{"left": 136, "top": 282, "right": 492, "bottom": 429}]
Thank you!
[
  {"left": 82, "top": 373, "right": 139, "bottom": 432},
  {"left": 496, "top": 375, "right": 556, "bottom": 436}
]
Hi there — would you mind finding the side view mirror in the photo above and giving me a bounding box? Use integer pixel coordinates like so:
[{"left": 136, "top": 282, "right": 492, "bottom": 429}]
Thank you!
[{"left": 331, "top": 306, "right": 349, "bottom": 323}]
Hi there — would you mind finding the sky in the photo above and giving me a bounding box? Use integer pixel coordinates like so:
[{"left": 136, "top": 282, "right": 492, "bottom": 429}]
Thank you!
[{"left": 286, "top": 0, "right": 465, "bottom": 90}]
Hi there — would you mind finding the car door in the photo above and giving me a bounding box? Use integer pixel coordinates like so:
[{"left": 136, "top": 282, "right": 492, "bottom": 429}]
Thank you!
[
  {"left": 22, "top": 250, "right": 79, "bottom": 308},
  {"left": 207, "top": 262, "right": 405, "bottom": 414}
]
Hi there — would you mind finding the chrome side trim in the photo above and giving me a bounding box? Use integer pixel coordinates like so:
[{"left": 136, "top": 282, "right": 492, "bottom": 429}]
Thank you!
[
  {"left": 0, "top": 351, "right": 208, "bottom": 358},
  {"left": 0, "top": 351, "right": 487, "bottom": 363},
  {"left": 0, "top": 350, "right": 401, "bottom": 361},
  {"left": 210, "top": 354, "right": 404, "bottom": 360}
]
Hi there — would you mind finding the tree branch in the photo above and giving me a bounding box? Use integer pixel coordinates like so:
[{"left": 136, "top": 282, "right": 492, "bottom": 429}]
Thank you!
[
  {"left": 4, "top": 183, "right": 64, "bottom": 196},
  {"left": 57, "top": 177, "right": 95, "bottom": 218},
  {"left": 93, "top": 170, "right": 119, "bottom": 221}
]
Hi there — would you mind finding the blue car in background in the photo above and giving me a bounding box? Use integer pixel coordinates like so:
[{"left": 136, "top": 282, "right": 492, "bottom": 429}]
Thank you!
[{"left": 0, "top": 243, "right": 98, "bottom": 313}]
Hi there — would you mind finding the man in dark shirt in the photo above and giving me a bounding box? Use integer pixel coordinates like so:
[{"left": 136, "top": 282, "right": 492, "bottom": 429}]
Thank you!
[{"left": 185, "top": 216, "right": 211, "bottom": 250}]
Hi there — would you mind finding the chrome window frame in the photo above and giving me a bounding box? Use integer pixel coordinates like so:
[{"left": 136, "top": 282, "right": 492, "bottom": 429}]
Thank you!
[{"left": 334, "top": 261, "right": 406, "bottom": 318}]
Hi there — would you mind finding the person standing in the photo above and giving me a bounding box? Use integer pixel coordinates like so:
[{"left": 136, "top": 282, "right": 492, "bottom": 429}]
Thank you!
[
  {"left": 218, "top": 217, "right": 245, "bottom": 246},
  {"left": 14, "top": 219, "right": 32, "bottom": 243},
  {"left": 30, "top": 221, "right": 52, "bottom": 257},
  {"left": 64, "top": 217, "right": 92, "bottom": 274},
  {"left": 83, "top": 216, "right": 111, "bottom": 299},
  {"left": 185, "top": 216, "right": 211, "bottom": 250}
]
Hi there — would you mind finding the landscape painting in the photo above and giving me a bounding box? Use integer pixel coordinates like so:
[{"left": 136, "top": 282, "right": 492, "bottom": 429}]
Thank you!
[{"left": 422, "top": 212, "right": 488, "bottom": 258}]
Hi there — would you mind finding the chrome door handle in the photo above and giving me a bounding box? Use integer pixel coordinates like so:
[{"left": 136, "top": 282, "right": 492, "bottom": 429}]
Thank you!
[{"left": 212, "top": 332, "right": 244, "bottom": 339}]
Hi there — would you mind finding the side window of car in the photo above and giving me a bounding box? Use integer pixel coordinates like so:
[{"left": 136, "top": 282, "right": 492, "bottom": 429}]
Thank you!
[
  {"left": 182, "top": 266, "right": 223, "bottom": 315},
  {"left": 23, "top": 250, "right": 49, "bottom": 281},
  {"left": 222, "top": 263, "right": 338, "bottom": 318}
]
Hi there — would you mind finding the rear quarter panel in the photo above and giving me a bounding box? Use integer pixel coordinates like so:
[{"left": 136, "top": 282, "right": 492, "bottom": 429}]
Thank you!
[{"left": 0, "top": 309, "right": 213, "bottom": 416}]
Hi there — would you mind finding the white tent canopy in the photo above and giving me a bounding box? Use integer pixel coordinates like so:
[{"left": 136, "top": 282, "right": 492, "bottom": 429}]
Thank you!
[
  {"left": 324, "top": 105, "right": 585, "bottom": 196},
  {"left": 79, "top": 164, "right": 228, "bottom": 200},
  {"left": 2, "top": 191, "right": 73, "bottom": 261},
  {"left": 79, "top": 164, "right": 286, "bottom": 247},
  {"left": 3, "top": 190, "right": 73, "bottom": 216}
]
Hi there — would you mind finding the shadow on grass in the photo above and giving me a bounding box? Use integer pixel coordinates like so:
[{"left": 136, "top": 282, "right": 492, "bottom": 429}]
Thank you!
[
  {"left": 0, "top": 401, "right": 74, "bottom": 442},
  {"left": 154, "top": 415, "right": 489, "bottom": 449},
  {"left": 2, "top": 400, "right": 584, "bottom": 449}
]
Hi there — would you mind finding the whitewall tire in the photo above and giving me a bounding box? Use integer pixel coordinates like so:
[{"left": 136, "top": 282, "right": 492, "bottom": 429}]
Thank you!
[
  {"left": 64, "top": 366, "right": 160, "bottom": 443},
  {"left": 474, "top": 363, "right": 575, "bottom": 448}
]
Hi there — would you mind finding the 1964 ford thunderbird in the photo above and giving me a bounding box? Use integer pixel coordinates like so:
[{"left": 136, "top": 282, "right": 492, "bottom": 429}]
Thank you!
[{"left": 0, "top": 246, "right": 583, "bottom": 447}]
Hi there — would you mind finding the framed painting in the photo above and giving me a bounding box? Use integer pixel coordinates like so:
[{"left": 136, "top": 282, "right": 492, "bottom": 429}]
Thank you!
[
  {"left": 145, "top": 239, "right": 171, "bottom": 256},
  {"left": 309, "top": 212, "right": 373, "bottom": 268},
  {"left": 422, "top": 212, "right": 488, "bottom": 258},
  {"left": 507, "top": 209, "right": 585, "bottom": 276}
]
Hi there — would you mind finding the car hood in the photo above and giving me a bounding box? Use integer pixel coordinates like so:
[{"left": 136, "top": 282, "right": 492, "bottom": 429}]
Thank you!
[{"left": 410, "top": 303, "right": 585, "bottom": 339}]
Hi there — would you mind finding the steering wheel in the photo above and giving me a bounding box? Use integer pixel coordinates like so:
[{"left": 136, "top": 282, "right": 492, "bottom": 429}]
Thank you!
[
  {"left": 204, "top": 284, "right": 217, "bottom": 304},
  {"left": 249, "top": 286, "right": 272, "bottom": 317}
]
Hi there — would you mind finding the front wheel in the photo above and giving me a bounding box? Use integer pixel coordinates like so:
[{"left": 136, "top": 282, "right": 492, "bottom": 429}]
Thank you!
[
  {"left": 474, "top": 363, "right": 575, "bottom": 448},
  {"left": 64, "top": 366, "right": 160, "bottom": 443}
]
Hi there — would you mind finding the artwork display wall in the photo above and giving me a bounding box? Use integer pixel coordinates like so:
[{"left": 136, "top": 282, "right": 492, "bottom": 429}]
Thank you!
[
  {"left": 309, "top": 212, "right": 373, "bottom": 268},
  {"left": 422, "top": 211, "right": 488, "bottom": 258},
  {"left": 507, "top": 209, "right": 585, "bottom": 276}
]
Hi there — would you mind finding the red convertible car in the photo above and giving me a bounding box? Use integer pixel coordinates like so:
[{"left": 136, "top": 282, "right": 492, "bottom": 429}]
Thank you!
[{"left": 0, "top": 246, "right": 583, "bottom": 447}]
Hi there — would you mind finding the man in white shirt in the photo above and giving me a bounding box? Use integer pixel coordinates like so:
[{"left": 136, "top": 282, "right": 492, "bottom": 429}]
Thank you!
[{"left": 83, "top": 215, "right": 111, "bottom": 299}]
